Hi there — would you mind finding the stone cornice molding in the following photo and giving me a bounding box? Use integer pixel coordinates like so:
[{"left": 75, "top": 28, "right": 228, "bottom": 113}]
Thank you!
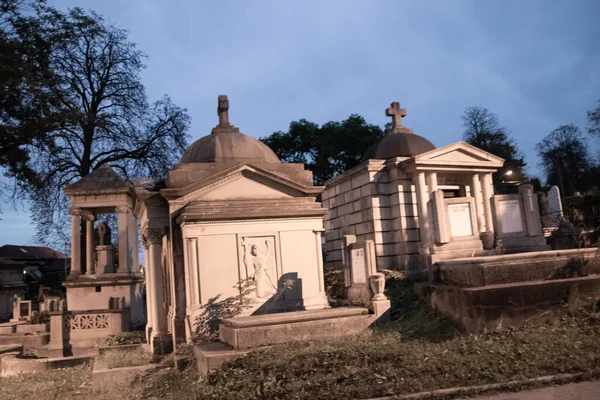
[{"left": 69, "top": 207, "right": 95, "bottom": 220}]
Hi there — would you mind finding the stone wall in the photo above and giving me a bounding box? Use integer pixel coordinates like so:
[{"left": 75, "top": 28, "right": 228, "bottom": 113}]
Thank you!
[{"left": 323, "top": 160, "right": 422, "bottom": 271}]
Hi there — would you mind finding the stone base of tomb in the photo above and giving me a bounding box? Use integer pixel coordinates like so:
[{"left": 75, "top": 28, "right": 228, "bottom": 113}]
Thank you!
[
  {"left": 419, "top": 247, "right": 600, "bottom": 333},
  {"left": 195, "top": 306, "right": 389, "bottom": 377},
  {"left": 498, "top": 235, "right": 551, "bottom": 254},
  {"left": 418, "top": 275, "right": 600, "bottom": 333},
  {"left": 432, "top": 248, "right": 600, "bottom": 287},
  {"left": 149, "top": 333, "right": 173, "bottom": 355},
  {"left": 63, "top": 273, "right": 146, "bottom": 330},
  {"left": 194, "top": 342, "right": 251, "bottom": 378},
  {"left": 429, "top": 239, "right": 492, "bottom": 264},
  {"left": 219, "top": 307, "right": 381, "bottom": 350}
]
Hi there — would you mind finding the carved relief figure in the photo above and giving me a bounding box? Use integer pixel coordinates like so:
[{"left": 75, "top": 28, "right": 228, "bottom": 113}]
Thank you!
[
  {"left": 97, "top": 222, "right": 112, "bottom": 245},
  {"left": 243, "top": 238, "right": 277, "bottom": 298}
]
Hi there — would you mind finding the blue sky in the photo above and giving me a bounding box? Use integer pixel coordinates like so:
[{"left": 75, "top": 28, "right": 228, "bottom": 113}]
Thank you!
[{"left": 1, "top": 0, "right": 599, "bottom": 247}]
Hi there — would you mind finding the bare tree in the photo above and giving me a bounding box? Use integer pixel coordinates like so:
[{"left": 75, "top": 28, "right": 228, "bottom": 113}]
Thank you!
[
  {"left": 7, "top": 7, "right": 190, "bottom": 244},
  {"left": 536, "top": 124, "right": 591, "bottom": 197},
  {"left": 461, "top": 106, "right": 527, "bottom": 187}
]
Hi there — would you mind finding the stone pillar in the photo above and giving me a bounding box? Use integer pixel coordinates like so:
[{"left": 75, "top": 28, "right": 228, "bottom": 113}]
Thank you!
[
  {"left": 415, "top": 172, "right": 431, "bottom": 254},
  {"left": 145, "top": 228, "right": 167, "bottom": 337},
  {"left": 314, "top": 230, "right": 326, "bottom": 293},
  {"left": 117, "top": 206, "right": 131, "bottom": 272},
  {"left": 142, "top": 236, "right": 155, "bottom": 342},
  {"left": 471, "top": 173, "right": 485, "bottom": 233},
  {"left": 481, "top": 173, "right": 494, "bottom": 234},
  {"left": 69, "top": 209, "right": 82, "bottom": 276},
  {"left": 85, "top": 214, "right": 95, "bottom": 275},
  {"left": 427, "top": 172, "right": 438, "bottom": 194}
]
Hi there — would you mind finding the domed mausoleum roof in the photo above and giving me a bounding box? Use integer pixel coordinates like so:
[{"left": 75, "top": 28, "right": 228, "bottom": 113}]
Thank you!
[
  {"left": 180, "top": 96, "right": 280, "bottom": 164},
  {"left": 362, "top": 102, "right": 435, "bottom": 161}
]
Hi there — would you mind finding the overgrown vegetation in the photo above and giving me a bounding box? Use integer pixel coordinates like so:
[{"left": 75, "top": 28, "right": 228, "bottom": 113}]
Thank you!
[
  {"left": 97, "top": 330, "right": 146, "bottom": 347},
  {"left": 29, "top": 311, "right": 49, "bottom": 325},
  {"left": 192, "top": 278, "right": 257, "bottom": 342},
  {"left": 98, "top": 348, "right": 154, "bottom": 369},
  {"left": 2, "top": 278, "right": 600, "bottom": 399}
]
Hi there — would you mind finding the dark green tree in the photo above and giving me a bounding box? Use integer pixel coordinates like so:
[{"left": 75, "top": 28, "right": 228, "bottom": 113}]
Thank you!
[
  {"left": 461, "top": 106, "right": 527, "bottom": 187},
  {"left": 587, "top": 99, "right": 600, "bottom": 140},
  {"left": 1, "top": 4, "right": 190, "bottom": 243},
  {"left": 260, "top": 115, "right": 384, "bottom": 185},
  {"left": 536, "top": 124, "right": 591, "bottom": 197},
  {"left": 0, "top": 0, "right": 57, "bottom": 187}
]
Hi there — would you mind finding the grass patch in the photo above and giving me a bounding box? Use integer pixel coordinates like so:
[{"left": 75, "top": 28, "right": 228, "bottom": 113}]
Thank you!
[{"left": 98, "top": 348, "right": 155, "bottom": 369}]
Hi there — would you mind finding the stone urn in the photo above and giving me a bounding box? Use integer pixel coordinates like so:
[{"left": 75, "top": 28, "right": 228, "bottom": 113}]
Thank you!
[
  {"left": 480, "top": 232, "right": 495, "bottom": 250},
  {"left": 369, "top": 273, "right": 387, "bottom": 301}
]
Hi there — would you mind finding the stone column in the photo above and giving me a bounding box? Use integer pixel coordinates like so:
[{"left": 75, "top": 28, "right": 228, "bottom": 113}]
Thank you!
[
  {"left": 471, "top": 173, "right": 485, "bottom": 233},
  {"left": 415, "top": 172, "right": 431, "bottom": 254},
  {"left": 69, "top": 208, "right": 82, "bottom": 276},
  {"left": 142, "top": 236, "right": 155, "bottom": 341},
  {"left": 145, "top": 228, "right": 167, "bottom": 337},
  {"left": 85, "top": 214, "right": 95, "bottom": 275},
  {"left": 314, "top": 230, "right": 326, "bottom": 293},
  {"left": 481, "top": 173, "right": 494, "bottom": 234},
  {"left": 427, "top": 172, "right": 438, "bottom": 194},
  {"left": 116, "top": 206, "right": 131, "bottom": 272}
]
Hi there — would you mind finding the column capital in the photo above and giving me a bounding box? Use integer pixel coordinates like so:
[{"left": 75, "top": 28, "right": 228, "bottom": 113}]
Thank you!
[
  {"left": 115, "top": 205, "right": 131, "bottom": 214},
  {"left": 69, "top": 207, "right": 83, "bottom": 216},
  {"left": 143, "top": 227, "right": 166, "bottom": 244},
  {"left": 82, "top": 212, "right": 95, "bottom": 221}
]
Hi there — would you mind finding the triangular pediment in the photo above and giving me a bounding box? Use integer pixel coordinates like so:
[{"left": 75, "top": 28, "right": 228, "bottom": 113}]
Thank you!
[
  {"left": 415, "top": 142, "right": 504, "bottom": 167},
  {"left": 167, "top": 164, "right": 320, "bottom": 206}
]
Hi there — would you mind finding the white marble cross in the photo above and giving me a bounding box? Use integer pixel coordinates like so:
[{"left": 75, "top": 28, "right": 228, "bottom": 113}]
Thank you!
[{"left": 524, "top": 187, "right": 535, "bottom": 212}]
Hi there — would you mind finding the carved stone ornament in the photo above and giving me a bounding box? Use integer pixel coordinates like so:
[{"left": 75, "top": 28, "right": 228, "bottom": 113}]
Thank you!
[
  {"left": 115, "top": 205, "right": 131, "bottom": 214},
  {"left": 369, "top": 273, "right": 387, "bottom": 301},
  {"left": 97, "top": 222, "right": 112, "bottom": 245},
  {"left": 143, "top": 227, "right": 166, "bottom": 244},
  {"left": 242, "top": 236, "right": 278, "bottom": 299}
]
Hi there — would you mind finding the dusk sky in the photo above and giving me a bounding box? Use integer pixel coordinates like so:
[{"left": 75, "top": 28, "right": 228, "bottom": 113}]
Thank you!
[{"left": 1, "top": 0, "right": 599, "bottom": 247}]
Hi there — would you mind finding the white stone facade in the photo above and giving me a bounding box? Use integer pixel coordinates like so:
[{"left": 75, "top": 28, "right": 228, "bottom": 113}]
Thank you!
[{"left": 323, "top": 142, "right": 505, "bottom": 272}]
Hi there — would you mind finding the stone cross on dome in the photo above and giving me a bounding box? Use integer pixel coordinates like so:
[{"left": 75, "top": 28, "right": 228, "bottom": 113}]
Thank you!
[
  {"left": 386, "top": 101, "right": 413, "bottom": 134},
  {"left": 217, "top": 95, "right": 230, "bottom": 127}
]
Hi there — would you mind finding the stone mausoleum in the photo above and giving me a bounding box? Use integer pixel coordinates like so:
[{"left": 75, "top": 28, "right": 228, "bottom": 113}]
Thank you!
[
  {"left": 324, "top": 101, "right": 600, "bottom": 333},
  {"left": 323, "top": 101, "right": 548, "bottom": 273},
  {"left": 57, "top": 96, "right": 388, "bottom": 359}
]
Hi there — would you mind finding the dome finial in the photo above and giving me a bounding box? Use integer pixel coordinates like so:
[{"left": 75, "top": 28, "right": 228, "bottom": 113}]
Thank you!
[
  {"left": 386, "top": 101, "right": 413, "bottom": 134},
  {"left": 217, "top": 95, "right": 230, "bottom": 127}
]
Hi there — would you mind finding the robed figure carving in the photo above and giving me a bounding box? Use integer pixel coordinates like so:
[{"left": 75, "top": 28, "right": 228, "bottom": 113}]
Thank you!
[
  {"left": 243, "top": 238, "right": 277, "bottom": 299},
  {"left": 97, "top": 222, "right": 111, "bottom": 245}
]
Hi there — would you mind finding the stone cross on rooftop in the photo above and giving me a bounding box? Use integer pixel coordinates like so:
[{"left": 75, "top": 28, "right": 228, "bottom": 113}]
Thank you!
[
  {"left": 217, "top": 95, "right": 230, "bottom": 127},
  {"left": 386, "top": 102, "right": 412, "bottom": 133}
]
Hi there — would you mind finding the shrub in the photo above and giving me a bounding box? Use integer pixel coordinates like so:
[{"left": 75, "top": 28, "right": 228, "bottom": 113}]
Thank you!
[
  {"left": 98, "top": 330, "right": 146, "bottom": 347},
  {"left": 29, "top": 311, "right": 50, "bottom": 325}
]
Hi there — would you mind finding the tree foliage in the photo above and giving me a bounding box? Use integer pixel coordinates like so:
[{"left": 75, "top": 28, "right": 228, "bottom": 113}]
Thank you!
[
  {"left": 260, "top": 115, "right": 384, "bottom": 185},
  {"left": 1, "top": 3, "right": 190, "bottom": 243},
  {"left": 536, "top": 124, "right": 592, "bottom": 197},
  {"left": 587, "top": 99, "right": 600, "bottom": 140},
  {"left": 461, "top": 106, "right": 526, "bottom": 186},
  {"left": 0, "top": 0, "right": 56, "bottom": 186}
]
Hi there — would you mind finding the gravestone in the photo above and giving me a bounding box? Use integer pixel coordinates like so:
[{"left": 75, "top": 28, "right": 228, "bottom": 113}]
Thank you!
[
  {"left": 346, "top": 240, "right": 377, "bottom": 306},
  {"left": 547, "top": 186, "right": 563, "bottom": 226},
  {"left": 497, "top": 199, "right": 524, "bottom": 234},
  {"left": 491, "top": 184, "right": 548, "bottom": 253},
  {"left": 448, "top": 202, "right": 474, "bottom": 237}
]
